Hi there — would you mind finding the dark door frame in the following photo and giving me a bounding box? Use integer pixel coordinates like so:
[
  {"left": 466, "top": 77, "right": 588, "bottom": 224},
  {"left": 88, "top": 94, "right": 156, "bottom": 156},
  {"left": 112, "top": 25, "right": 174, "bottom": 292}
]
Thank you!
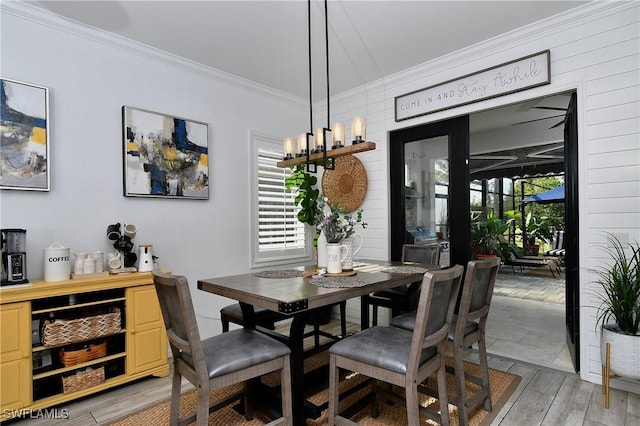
[
  {"left": 564, "top": 92, "right": 580, "bottom": 372},
  {"left": 389, "top": 116, "right": 471, "bottom": 265}
]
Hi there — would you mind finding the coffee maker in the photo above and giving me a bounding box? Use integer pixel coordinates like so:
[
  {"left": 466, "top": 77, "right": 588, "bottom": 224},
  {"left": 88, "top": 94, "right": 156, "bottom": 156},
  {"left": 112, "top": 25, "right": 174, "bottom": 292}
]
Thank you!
[{"left": 1, "top": 228, "right": 28, "bottom": 285}]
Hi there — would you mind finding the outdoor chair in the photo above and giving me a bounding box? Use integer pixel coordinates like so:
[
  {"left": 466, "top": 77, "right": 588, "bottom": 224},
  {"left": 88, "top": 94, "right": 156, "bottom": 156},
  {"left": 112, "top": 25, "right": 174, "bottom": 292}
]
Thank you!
[
  {"left": 544, "top": 230, "right": 565, "bottom": 272},
  {"left": 153, "top": 271, "right": 292, "bottom": 426},
  {"left": 362, "top": 243, "right": 441, "bottom": 326},
  {"left": 328, "top": 265, "right": 463, "bottom": 426},
  {"left": 503, "top": 251, "right": 558, "bottom": 277},
  {"left": 391, "top": 257, "right": 500, "bottom": 425}
]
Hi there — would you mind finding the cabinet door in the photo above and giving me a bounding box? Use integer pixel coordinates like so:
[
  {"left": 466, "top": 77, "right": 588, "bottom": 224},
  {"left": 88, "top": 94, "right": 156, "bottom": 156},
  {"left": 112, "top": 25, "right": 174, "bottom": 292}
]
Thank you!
[
  {"left": 0, "top": 302, "right": 31, "bottom": 411},
  {"left": 126, "top": 285, "right": 167, "bottom": 375}
]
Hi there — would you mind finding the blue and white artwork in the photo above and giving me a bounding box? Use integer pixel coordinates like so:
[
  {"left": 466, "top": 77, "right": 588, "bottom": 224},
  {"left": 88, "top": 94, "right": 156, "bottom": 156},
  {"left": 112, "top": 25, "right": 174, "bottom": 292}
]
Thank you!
[
  {"left": 122, "top": 106, "right": 209, "bottom": 199},
  {"left": 0, "top": 78, "right": 49, "bottom": 191}
]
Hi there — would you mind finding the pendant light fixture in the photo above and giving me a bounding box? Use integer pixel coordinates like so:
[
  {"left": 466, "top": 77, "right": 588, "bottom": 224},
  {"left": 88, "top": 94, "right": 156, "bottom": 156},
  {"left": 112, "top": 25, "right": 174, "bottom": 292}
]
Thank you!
[{"left": 278, "top": 0, "right": 375, "bottom": 171}]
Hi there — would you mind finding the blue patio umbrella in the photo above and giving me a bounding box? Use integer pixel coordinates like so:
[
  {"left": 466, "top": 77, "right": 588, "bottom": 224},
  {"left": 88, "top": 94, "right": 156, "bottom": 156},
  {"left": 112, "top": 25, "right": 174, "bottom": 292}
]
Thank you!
[{"left": 522, "top": 185, "right": 564, "bottom": 204}]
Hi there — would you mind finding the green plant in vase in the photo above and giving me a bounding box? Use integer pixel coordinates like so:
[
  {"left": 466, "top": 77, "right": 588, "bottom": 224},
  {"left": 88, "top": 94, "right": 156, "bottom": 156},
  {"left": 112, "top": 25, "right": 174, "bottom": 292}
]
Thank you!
[
  {"left": 593, "top": 233, "right": 640, "bottom": 393},
  {"left": 471, "top": 210, "right": 510, "bottom": 258}
]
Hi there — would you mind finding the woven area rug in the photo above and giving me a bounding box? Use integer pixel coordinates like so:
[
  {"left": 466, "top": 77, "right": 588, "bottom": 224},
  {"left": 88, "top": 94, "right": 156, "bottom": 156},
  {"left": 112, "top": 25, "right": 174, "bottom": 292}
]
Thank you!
[{"left": 109, "top": 352, "right": 520, "bottom": 426}]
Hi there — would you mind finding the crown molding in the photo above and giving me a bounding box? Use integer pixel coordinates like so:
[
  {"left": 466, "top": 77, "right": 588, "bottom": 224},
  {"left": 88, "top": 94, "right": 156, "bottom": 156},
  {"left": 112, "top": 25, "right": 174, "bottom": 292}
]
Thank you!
[{"left": 1, "top": 1, "right": 306, "bottom": 108}]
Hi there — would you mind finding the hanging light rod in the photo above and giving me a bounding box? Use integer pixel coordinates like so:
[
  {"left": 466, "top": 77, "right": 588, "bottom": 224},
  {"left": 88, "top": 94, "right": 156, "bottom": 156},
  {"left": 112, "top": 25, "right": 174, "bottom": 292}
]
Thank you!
[{"left": 278, "top": 0, "right": 375, "bottom": 171}]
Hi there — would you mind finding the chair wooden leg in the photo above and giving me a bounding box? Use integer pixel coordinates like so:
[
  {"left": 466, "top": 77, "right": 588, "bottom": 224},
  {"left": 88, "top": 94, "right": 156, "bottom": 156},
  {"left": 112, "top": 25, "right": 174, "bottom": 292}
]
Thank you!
[
  {"left": 406, "top": 380, "right": 421, "bottom": 426},
  {"left": 453, "top": 346, "right": 469, "bottom": 426},
  {"left": 280, "top": 355, "right": 293, "bottom": 425},
  {"left": 169, "top": 366, "right": 182, "bottom": 426},
  {"left": 436, "top": 358, "right": 450, "bottom": 426},
  {"left": 328, "top": 354, "right": 340, "bottom": 425},
  {"left": 197, "top": 384, "right": 209, "bottom": 426},
  {"left": 478, "top": 336, "right": 492, "bottom": 412}
]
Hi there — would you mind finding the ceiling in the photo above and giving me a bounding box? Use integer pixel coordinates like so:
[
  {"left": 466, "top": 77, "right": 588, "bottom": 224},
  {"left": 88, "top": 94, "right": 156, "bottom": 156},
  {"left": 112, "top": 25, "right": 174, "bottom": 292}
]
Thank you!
[
  {"left": 26, "top": 0, "right": 584, "bottom": 177},
  {"left": 31, "top": 1, "right": 587, "bottom": 100}
]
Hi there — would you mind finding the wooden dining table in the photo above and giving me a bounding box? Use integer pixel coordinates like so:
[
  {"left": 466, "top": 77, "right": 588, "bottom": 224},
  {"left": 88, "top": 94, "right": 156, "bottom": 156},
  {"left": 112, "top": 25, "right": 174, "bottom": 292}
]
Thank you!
[{"left": 197, "top": 260, "right": 440, "bottom": 425}]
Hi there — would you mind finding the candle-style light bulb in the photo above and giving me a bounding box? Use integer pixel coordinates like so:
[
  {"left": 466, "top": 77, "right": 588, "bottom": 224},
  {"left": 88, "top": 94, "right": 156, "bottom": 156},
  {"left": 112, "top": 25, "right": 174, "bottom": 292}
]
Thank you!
[
  {"left": 297, "top": 133, "right": 308, "bottom": 156},
  {"left": 283, "top": 137, "right": 294, "bottom": 160},
  {"left": 314, "top": 128, "right": 325, "bottom": 152},
  {"left": 331, "top": 122, "right": 344, "bottom": 149},
  {"left": 351, "top": 116, "right": 366, "bottom": 144}
]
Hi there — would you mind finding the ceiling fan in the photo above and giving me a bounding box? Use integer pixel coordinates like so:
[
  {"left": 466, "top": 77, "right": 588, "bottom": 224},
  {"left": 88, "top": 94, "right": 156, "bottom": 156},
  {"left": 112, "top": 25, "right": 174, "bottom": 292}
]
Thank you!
[{"left": 512, "top": 105, "right": 567, "bottom": 129}]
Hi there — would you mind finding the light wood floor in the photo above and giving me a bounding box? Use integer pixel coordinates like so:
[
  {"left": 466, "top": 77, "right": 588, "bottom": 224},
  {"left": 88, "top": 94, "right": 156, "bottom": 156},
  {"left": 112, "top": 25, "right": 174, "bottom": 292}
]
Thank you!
[{"left": 7, "top": 320, "right": 639, "bottom": 426}]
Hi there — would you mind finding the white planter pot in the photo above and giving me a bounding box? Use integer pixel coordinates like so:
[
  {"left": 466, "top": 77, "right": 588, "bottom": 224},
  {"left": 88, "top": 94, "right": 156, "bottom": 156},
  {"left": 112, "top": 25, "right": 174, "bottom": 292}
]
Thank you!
[{"left": 601, "top": 324, "right": 640, "bottom": 380}]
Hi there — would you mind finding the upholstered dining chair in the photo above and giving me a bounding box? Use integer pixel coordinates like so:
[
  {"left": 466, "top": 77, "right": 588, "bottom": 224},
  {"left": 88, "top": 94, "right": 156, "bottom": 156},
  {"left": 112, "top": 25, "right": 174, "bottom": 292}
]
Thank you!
[
  {"left": 328, "top": 265, "right": 463, "bottom": 426},
  {"left": 220, "top": 301, "right": 347, "bottom": 348},
  {"left": 153, "top": 271, "right": 292, "bottom": 426},
  {"left": 363, "top": 243, "right": 441, "bottom": 326},
  {"left": 391, "top": 256, "right": 501, "bottom": 426}
]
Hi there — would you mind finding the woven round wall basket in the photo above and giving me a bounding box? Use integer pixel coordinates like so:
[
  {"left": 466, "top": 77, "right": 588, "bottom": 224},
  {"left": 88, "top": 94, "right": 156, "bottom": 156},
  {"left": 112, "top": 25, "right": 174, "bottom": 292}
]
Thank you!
[{"left": 322, "top": 154, "right": 368, "bottom": 212}]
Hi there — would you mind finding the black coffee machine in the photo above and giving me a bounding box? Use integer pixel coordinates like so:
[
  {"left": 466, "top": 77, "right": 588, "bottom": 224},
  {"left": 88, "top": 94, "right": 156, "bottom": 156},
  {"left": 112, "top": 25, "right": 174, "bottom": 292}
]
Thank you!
[{"left": 1, "top": 228, "right": 28, "bottom": 285}]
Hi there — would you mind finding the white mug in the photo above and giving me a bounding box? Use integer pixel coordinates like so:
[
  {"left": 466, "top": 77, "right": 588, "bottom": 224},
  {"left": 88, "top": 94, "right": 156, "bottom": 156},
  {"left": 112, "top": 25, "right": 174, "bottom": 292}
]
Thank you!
[
  {"left": 326, "top": 243, "right": 347, "bottom": 274},
  {"left": 83, "top": 257, "right": 96, "bottom": 274},
  {"left": 108, "top": 251, "right": 122, "bottom": 269},
  {"left": 124, "top": 224, "right": 137, "bottom": 239}
]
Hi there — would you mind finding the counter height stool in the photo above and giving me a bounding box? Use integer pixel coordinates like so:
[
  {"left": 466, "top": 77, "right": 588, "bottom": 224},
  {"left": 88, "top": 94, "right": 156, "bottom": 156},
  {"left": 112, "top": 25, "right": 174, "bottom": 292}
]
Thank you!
[
  {"left": 328, "top": 265, "right": 463, "bottom": 426},
  {"left": 363, "top": 243, "right": 441, "bottom": 326},
  {"left": 153, "top": 271, "right": 292, "bottom": 426},
  {"left": 391, "top": 256, "right": 501, "bottom": 426}
]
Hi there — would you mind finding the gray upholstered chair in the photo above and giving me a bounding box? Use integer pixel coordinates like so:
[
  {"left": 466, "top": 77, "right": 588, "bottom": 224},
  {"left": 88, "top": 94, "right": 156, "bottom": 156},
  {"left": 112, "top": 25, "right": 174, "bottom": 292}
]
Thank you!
[
  {"left": 153, "top": 271, "right": 292, "bottom": 426},
  {"left": 363, "top": 243, "right": 441, "bottom": 326},
  {"left": 391, "top": 256, "right": 501, "bottom": 426},
  {"left": 220, "top": 301, "right": 347, "bottom": 348},
  {"left": 328, "top": 265, "right": 463, "bottom": 425}
]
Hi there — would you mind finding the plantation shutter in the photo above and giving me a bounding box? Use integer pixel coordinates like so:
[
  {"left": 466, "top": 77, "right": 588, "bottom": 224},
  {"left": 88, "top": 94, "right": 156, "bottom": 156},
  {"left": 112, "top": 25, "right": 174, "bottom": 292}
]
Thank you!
[{"left": 257, "top": 148, "right": 306, "bottom": 254}]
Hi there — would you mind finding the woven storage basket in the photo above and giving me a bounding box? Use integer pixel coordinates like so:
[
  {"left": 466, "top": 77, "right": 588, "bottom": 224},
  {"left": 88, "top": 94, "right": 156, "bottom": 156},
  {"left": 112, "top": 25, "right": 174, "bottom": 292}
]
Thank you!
[
  {"left": 42, "top": 307, "right": 121, "bottom": 347},
  {"left": 62, "top": 366, "right": 105, "bottom": 394},
  {"left": 58, "top": 340, "right": 107, "bottom": 367}
]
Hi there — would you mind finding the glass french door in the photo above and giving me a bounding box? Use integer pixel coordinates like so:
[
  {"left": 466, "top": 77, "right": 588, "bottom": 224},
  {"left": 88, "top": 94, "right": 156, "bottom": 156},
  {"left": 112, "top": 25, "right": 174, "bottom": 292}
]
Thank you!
[{"left": 390, "top": 116, "right": 470, "bottom": 266}]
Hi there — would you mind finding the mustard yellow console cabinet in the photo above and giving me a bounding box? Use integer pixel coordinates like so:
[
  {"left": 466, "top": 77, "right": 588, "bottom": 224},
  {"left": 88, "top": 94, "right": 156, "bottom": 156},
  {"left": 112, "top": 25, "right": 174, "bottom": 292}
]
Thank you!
[{"left": 0, "top": 273, "right": 169, "bottom": 421}]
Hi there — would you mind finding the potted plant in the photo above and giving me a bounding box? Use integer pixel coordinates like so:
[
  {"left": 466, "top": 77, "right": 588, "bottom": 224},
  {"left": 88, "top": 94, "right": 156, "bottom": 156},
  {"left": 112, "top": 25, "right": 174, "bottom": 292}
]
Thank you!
[
  {"left": 471, "top": 210, "right": 510, "bottom": 259},
  {"left": 285, "top": 165, "right": 321, "bottom": 227},
  {"left": 594, "top": 233, "right": 640, "bottom": 381},
  {"left": 523, "top": 212, "right": 553, "bottom": 255}
]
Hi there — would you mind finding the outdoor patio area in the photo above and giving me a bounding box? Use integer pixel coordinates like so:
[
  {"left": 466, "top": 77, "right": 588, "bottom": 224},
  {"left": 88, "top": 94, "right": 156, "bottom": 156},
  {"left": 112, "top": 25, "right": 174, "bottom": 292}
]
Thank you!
[{"left": 486, "top": 263, "right": 573, "bottom": 372}]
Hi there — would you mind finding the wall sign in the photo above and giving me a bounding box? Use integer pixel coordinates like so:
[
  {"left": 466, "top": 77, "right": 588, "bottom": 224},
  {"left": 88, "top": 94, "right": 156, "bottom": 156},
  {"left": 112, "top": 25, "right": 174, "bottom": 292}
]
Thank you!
[{"left": 395, "top": 50, "right": 550, "bottom": 122}]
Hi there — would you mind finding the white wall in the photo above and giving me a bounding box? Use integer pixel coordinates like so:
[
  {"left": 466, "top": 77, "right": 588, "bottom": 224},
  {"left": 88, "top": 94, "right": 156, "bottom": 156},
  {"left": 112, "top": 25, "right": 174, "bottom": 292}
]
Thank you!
[
  {"left": 322, "top": 1, "right": 639, "bottom": 386},
  {"left": 1, "top": 1, "right": 638, "bottom": 387},
  {"left": 0, "top": 3, "right": 307, "bottom": 337}
]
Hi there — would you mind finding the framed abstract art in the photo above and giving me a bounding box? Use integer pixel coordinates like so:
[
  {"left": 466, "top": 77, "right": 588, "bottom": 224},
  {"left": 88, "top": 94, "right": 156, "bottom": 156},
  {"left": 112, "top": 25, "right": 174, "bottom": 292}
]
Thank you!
[
  {"left": 0, "top": 78, "right": 50, "bottom": 191},
  {"left": 122, "top": 106, "right": 209, "bottom": 199}
]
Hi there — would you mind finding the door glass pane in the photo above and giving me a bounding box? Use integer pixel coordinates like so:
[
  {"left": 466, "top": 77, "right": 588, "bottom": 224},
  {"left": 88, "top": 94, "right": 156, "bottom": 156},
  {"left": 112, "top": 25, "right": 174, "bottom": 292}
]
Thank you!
[{"left": 404, "top": 137, "right": 450, "bottom": 267}]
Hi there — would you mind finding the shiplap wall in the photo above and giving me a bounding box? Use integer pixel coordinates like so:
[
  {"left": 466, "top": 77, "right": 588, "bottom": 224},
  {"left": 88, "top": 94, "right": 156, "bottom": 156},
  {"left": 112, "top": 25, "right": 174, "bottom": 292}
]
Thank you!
[{"left": 317, "top": 2, "right": 639, "bottom": 386}]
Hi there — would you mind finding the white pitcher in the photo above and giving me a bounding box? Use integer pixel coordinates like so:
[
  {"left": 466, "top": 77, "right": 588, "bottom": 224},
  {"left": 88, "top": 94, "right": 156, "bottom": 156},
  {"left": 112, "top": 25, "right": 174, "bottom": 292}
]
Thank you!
[
  {"left": 341, "top": 233, "right": 363, "bottom": 271},
  {"left": 326, "top": 243, "right": 347, "bottom": 274}
]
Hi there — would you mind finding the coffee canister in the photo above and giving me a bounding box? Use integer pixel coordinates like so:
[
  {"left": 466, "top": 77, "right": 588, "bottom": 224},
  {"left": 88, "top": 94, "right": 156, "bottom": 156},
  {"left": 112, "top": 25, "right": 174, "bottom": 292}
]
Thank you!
[{"left": 44, "top": 243, "right": 71, "bottom": 282}]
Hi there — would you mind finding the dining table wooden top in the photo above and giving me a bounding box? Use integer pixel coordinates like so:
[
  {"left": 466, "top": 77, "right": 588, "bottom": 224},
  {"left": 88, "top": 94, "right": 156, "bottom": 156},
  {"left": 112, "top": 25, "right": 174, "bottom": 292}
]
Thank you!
[{"left": 196, "top": 260, "right": 441, "bottom": 315}]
